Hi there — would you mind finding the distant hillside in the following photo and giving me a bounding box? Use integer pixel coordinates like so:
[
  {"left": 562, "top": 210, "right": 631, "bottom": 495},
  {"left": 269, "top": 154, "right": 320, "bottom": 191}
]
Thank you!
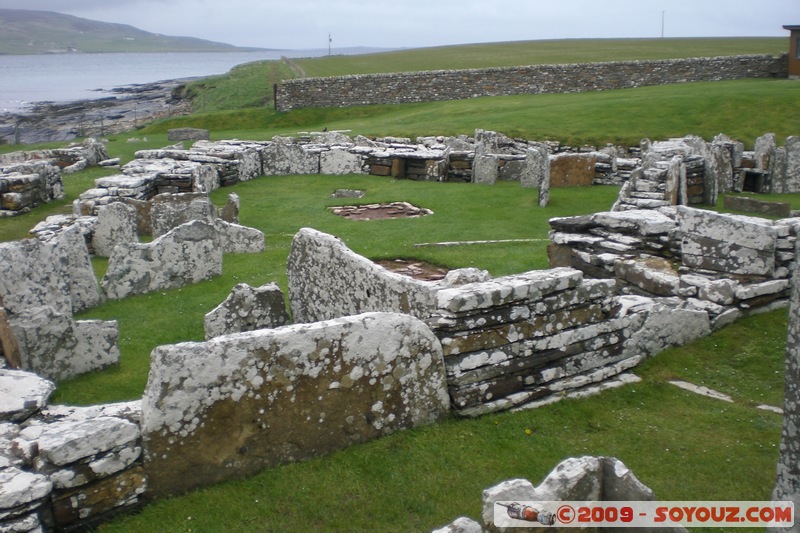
[{"left": 0, "top": 9, "right": 268, "bottom": 54}]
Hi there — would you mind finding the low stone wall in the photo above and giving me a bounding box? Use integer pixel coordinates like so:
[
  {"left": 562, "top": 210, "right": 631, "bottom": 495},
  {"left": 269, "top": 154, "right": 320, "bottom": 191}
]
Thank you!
[
  {"left": 1, "top": 370, "right": 145, "bottom": 532},
  {"left": 141, "top": 312, "right": 450, "bottom": 497},
  {"left": 276, "top": 54, "right": 787, "bottom": 111},
  {"left": 549, "top": 206, "right": 793, "bottom": 328},
  {"left": 286, "top": 228, "right": 716, "bottom": 417}
]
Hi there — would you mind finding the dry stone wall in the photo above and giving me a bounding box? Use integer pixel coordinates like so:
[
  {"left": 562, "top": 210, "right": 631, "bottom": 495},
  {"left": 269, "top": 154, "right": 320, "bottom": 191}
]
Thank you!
[
  {"left": 286, "top": 228, "right": 714, "bottom": 417},
  {"left": 548, "top": 206, "right": 794, "bottom": 330},
  {"left": 1, "top": 369, "right": 145, "bottom": 532},
  {"left": 276, "top": 54, "right": 787, "bottom": 111}
]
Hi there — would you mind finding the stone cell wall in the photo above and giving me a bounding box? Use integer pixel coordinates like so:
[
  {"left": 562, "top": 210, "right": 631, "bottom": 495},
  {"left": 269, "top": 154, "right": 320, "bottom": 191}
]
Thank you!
[
  {"left": 276, "top": 54, "right": 787, "bottom": 111},
  {"left": 141, "top": 312, "right": 450, "bottom": 497},
  {"left": 286, "top": 228, "right": 715, "bottom": 417}
]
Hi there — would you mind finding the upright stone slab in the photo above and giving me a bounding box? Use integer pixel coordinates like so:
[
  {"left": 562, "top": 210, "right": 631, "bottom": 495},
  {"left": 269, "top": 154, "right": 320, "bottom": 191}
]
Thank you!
[
  {"left": 101, "top": 220, "right": 222, "bottom": 300},
  {"left": 262, "top": 138, "right": 319, "bottom": 175},
  {"left": 92, "top": 202, "right": 138, "bottom": 257},
  {"left": 472, "top": 154, "right": 499, "bottom": 185},
  {"left": 150, "top": 192, "right": 216, "bottom": 238},
  {"left": 287, "top": 228, "right": 438, "bottom": 323},
  {"left": 0, "top": 225, "right": 100, "bottom": 316},
  {"left": 320, "top": 149, "right": 365, "bottom": 175},
  {"left": 549, "top": 153, "right": 596, "bottom": 187},
  {"left": 773, "top": 236, "right": 800, "bottom": 519},
  {"left": 521, "top": 144, "right": 548, "bottom": 189},
  {"left": 10, "top": 306, "right": 119, "bottom": 381},
  {"left": 142, "top": 312, "right": 450, "bottom": 497},
  {"left": 785, "top": 136, "right": 800, "bottom": 194}
]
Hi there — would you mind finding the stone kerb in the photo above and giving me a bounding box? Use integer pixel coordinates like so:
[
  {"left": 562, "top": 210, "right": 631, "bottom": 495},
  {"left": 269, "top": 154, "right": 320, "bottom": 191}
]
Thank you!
[
  {"left": 142, "top": 312, "right": 450, "bottom": 497},
  {"left": 287, "top": 228, "right": 439, "bottom": 323}
]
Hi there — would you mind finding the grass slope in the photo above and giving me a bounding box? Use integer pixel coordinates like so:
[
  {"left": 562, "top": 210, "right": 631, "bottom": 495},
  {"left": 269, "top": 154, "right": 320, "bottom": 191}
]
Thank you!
[
  {"left": 175, "top": 36, "right": 786, "bottom": 113},
  {"left": 0, "top": 9, "right": 263, "bottom": 54}
]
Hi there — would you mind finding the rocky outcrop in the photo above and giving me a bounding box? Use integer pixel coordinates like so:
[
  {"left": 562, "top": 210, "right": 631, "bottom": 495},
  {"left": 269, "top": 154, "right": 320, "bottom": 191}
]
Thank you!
[{"left": 142, "top": 312, "right": 450, "bottom": 497}]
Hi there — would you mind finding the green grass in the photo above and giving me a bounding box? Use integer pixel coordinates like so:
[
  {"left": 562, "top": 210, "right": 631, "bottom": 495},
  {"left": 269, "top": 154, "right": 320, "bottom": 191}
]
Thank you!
[
  {"left": 142, "top": 79, "right": 800, "bottom": 149},
  {"left": 176, "top": 37, "right": 786, "bottom": 112}
]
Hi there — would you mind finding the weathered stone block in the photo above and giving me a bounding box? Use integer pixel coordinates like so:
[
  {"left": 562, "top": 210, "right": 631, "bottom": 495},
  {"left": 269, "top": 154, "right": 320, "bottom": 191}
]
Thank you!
[
  {"left": 472, "top": 154, "right": 499, "bottom": 185},
  {"left": 150, "top": 192, "right": 216, "bottom": 238},
  {"left": 51, "top": 466, "right": 146, "bottom": 528},
  {"left": 215, "top": 220, "right": 265, "bottom": 254},
  {"left": 723, "top": 195, "right": 791, "bottom": 218},
  {"left": 320, "top": 149, "right": 365, "bottom": 175},
  {"left": 549, "top": 153, "right": 596, "bottom": 187},
  {"left": 262, "top": 139, "right": 319, "bottom": 175},
  {"left": 204, "top": 283, "right": 289, "bottom": 339},
  {"left": 0, "top": 370, "right": 54, "bottom": 422},
  {"left": 436, "top": 268, "right": 583, "bottom": 314},
  {"left": 0, "top": 225, "right": 100, "bottom": 316},
  {"left": 142, "top": 312, "right": 449, "bottom": 497},
  {"left": 101, "top": 220, "right": 223, "bottom": 300},
  {"left": 615, "top": 258, "right": 680, "bottom": 296},
  {"left": 287, "top": 228, "right": 438, "bottom": 323},
  {"left": 10, "top": 306, "right": 119, "bottom": 381},
  {"left": 677, "top": 206, "right": 777, "bottom": 276},
  {"left": 92, "top": 202, "right": 138, "bottom": 257},
  {"left": 167, "top": 128, "right": 210, "bottom": 142}
]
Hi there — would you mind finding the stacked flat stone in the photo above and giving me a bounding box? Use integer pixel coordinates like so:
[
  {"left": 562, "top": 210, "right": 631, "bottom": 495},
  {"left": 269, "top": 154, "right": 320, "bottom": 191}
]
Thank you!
[
  {"left": 0, "top": 162, "right": 63, "bottom": 217},
  {"left": 429, "top": 268, "right": 638, "bottom": 417},
  {"left": 1, "top": 369, "right": 146, "bottom": 532},
  {"left": 549, "top": 207, "right": 794, "bottom": 328}
]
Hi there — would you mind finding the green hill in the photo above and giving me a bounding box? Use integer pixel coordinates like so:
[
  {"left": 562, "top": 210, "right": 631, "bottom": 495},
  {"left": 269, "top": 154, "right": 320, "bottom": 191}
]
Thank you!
[{"left": 0, "top": 9, "right": 268, "bottom": 54}]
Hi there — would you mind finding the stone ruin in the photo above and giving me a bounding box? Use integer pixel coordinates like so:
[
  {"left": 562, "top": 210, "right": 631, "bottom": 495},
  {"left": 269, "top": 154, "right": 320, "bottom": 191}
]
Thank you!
[
  {"left": 434, "top": 456, "right": 686, "bottom": 533},
  {"left": 0, "top": 139, "right": 110, "bottom": 217},
  {"left": 2, "top": 129, "right": 800, "bottom": 530}
]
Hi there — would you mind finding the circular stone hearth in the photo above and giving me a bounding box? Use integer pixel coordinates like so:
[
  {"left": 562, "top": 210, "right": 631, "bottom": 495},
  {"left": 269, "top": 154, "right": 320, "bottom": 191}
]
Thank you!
[
  {"left": 328, "top": 201, "right": 433, "bottom": 221},
  {"left": 374, "top": 259, "right": 449, "bottom": 281}
]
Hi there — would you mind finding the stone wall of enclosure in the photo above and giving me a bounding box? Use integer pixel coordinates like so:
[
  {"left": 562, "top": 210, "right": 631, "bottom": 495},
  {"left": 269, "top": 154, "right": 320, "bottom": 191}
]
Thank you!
[{"left": 275, "top": 54, "right": 788, "bottom": 111}]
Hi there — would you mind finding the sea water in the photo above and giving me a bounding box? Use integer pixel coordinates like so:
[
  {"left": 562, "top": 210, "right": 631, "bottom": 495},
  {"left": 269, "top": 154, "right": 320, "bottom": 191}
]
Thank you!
[{"left": 0, "top": 50, "right": 329, "bottom": 113}]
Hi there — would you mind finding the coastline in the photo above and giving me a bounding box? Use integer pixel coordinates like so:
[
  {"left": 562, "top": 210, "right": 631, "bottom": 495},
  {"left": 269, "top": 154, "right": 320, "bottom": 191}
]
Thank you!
[{"left": 0, "top": 78, "right": 194, "bottom": 145}]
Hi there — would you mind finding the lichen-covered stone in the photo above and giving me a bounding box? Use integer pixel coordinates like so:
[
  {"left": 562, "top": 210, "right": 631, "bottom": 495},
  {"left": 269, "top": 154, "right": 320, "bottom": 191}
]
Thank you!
[
  {"left": 288, "top": 228, "right": 438, "bottom": 323},
  {"left": 204, "top": 283, "right": 288, "bottom": 340},
  {"left": 101, "top": 220, "right": 222, "bottom": 299},
  {"left": 0, "top": 370, "right": 54, "bottom": 422},
  {"left": 92, "top": 202, "right": 138, "bottom": 257},
  {"left": 142, "top": 312, "right": 449, "bottom": 497},
  {"left": 10, "top": 306, "right": 119, "bottom": 381},
  {"left": 150, "top": 192, "right": 216, "bottom": 238},
  {"left": 0, "top": 224, "right": 100, "bottom": 315}
]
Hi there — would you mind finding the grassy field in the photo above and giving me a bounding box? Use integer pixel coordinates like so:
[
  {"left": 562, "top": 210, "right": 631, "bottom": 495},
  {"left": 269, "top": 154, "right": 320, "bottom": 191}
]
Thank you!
[
  {"left": 180, "top": 36, "right": 786, "bottom": 113},
  {"left": 0, "top": 37, "right": 795, "bottom": 532}
]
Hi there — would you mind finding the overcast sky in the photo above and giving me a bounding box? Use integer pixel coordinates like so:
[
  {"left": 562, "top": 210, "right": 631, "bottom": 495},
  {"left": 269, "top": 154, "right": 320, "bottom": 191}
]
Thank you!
[{"left": 3, "top": 0, "right": 797, "bottom": 50}]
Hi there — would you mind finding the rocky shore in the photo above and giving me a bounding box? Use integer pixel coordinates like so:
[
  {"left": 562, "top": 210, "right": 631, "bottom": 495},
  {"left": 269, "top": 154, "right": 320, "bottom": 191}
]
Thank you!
[{"left": 0, "top": 78, "right": 194, "bottom": 145}]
